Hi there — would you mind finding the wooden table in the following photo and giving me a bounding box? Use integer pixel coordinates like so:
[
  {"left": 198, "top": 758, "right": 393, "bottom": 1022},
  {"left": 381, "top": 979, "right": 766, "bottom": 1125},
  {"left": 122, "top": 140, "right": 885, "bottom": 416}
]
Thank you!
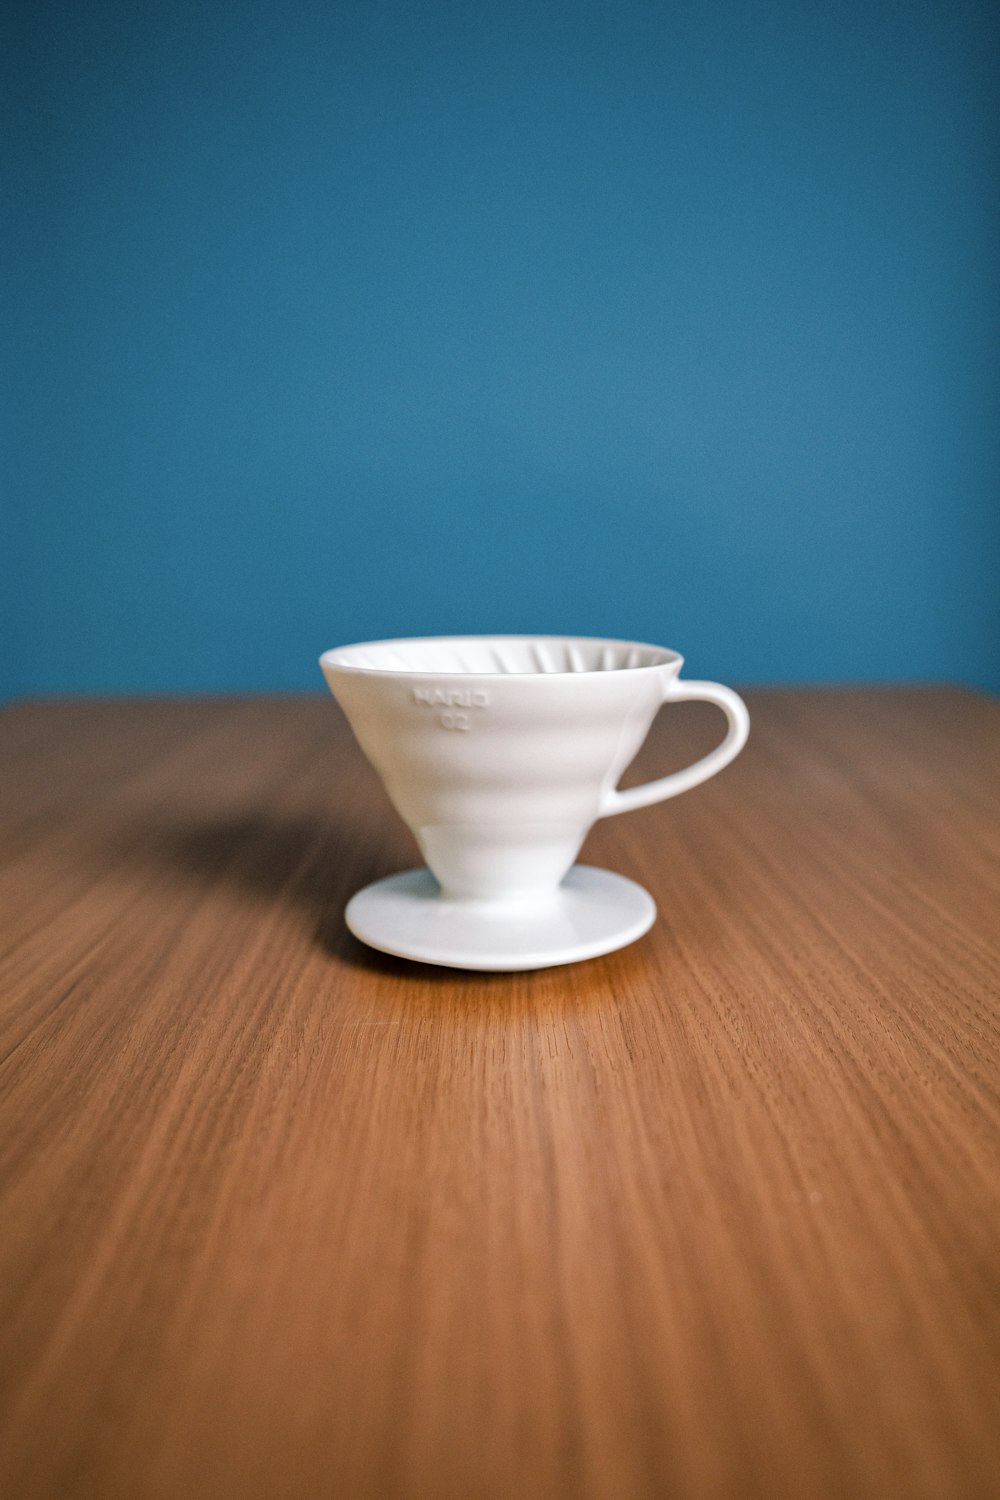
[{"left": 1, "top": 690, "right": 998, "bottom": 1500}]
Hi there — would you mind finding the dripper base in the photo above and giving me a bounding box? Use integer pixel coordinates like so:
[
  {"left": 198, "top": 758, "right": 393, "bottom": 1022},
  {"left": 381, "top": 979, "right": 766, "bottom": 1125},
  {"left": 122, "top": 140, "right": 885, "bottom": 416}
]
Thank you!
[{"left": 344, "top": 865, "right": 656, "bottom": 972}]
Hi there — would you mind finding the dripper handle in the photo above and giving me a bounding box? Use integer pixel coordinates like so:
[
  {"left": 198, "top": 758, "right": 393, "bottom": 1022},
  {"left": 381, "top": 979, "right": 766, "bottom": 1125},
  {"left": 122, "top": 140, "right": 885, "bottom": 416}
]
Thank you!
[{"left": 600, "top": 678, "right": 749, "bottom": 817}]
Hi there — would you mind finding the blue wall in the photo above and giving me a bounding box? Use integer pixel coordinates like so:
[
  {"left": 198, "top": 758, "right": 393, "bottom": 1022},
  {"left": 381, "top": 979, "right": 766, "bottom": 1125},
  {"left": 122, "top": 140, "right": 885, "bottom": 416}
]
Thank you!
[{"left": 5, "top": 0, "right": 999, "bottom": 696}]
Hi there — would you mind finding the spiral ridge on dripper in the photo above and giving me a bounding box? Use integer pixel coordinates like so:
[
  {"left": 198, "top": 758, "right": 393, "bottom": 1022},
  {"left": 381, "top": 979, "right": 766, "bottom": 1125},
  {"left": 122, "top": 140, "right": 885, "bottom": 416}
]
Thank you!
[{"left": 323, "top": 637, "right": 672, "bottom": 676}]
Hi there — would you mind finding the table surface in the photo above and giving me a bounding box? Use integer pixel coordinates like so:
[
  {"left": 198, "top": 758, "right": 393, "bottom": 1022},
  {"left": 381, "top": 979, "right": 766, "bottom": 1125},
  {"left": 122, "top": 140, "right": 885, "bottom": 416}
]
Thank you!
[{"left": 1, "top": 689, "right": 998, "bottom": 1500}]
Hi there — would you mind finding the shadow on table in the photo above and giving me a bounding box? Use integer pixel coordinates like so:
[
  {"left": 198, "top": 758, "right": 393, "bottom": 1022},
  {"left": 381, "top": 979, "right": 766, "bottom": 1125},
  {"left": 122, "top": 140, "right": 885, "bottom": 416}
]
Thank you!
[
  {"left": 101, "top": 804, "right": 545, "bottom": 987},
  {"left": 105, "top": 800, "right": 399, "bottom": 937},
  {"left": 100, "top": 803, "right": 654, "bottom": 998}
]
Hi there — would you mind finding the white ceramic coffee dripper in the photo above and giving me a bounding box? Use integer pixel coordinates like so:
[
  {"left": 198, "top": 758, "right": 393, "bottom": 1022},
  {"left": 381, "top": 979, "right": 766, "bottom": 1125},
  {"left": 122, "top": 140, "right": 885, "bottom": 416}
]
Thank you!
[{"left": 320, "top": 636, "right": 749, "bottom": 970}]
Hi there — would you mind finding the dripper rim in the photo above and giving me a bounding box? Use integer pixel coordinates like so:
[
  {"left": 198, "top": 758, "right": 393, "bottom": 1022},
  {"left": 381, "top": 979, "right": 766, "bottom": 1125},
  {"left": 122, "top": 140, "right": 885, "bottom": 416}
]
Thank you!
[{"left": 319, "top": 634, "right": 683, "bottom": 679}]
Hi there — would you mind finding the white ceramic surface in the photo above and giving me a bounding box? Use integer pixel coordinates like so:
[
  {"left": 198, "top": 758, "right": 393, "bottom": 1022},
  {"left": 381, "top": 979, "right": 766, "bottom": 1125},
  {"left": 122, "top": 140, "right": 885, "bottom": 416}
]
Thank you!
[
  {"left": 320, "top": 634, "right": 749, "bottom": 968},
  {"left": 345, "top": 865, "right": 656, "bottom": 971}
]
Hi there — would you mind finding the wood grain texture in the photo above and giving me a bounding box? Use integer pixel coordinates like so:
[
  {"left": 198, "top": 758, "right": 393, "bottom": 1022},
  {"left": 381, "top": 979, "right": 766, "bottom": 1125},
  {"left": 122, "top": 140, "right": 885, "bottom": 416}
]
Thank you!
[{"left": 0, "top": 689, "right": 998, "bottom": 1500}]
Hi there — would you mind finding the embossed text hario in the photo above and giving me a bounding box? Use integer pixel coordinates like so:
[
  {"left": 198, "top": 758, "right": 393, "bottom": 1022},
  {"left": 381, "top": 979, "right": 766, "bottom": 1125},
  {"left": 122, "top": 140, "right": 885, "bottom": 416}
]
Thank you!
[{"left": 412, "top": 688, "right": 489, "bottom": 708}]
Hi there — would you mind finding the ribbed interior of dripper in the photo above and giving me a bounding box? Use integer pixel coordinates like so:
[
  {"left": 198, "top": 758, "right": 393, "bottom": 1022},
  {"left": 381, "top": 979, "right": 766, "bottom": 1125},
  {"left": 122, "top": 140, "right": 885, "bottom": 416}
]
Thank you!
[{"left": 325, "top": 637, "right": 672, "bottom": 675}]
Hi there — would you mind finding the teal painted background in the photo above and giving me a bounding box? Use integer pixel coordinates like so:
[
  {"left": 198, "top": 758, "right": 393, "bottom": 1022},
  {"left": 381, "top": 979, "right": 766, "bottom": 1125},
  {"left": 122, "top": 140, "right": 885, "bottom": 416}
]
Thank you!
[{"left": 5, "top": 0, "right": 999, "bottom": 696}]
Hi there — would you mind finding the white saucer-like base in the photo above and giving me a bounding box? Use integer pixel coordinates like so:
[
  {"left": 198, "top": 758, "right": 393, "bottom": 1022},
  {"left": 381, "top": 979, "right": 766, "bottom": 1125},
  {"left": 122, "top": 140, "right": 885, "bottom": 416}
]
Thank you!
[{"left": 345, "top": 864, "right": 656, "bottom": 972}]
